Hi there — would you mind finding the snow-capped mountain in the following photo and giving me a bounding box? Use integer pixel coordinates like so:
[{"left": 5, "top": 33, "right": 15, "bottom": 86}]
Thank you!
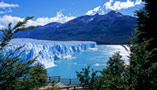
[
  {"left": 14, "top": 10, "right": 136, "bottom": 44},
  {"left": 2, "top": 38, "right": 96, "bottom": 68}
]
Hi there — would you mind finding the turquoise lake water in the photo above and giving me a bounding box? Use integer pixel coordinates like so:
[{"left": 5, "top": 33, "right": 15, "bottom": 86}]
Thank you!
[{"left": 47, "top": 45, "right": 128, "bottom": 78}]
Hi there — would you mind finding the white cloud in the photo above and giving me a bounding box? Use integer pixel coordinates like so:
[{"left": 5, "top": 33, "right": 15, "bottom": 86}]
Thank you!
[
  {"left": 0, "top": 11, "right": 75, "bottom": 29},
  {"left": 0, "top": 15, "right": 23, "bottom": 26},
  {"left": 104, "top": 0, "right": 142, "bottom": 10},
  {"left": 85, "top": 6, "right": 101, "bottom": 15},
  {"left": 0, "top": 25, "right": 5, "bottom": 29},
  {"left": 0, "top": 2, "right": 19, "bottom": 9},
  {"left": 0, "top": 2, "right": 19, "bottom": 14},
  {"left": 0, "top": 9, "right": 12, "bottom": 14},
  {"left": 85, "top": 0, "right": 142, "bottom": 15},
  {"left": 135, "top": 0, "right": 142, "bottom": 5},
  {"left": 0, "top": 11, "right": 5, "bottom": 14}
]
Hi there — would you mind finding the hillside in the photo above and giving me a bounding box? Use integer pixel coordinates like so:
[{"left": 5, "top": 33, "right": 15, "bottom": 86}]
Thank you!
[{"left": 14, "top": 11, "right": 136, "bottom": 44}]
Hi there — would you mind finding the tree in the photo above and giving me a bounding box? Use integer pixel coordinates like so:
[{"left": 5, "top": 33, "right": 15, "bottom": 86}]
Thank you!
[
  {"left": 0, "top": 17, "right": 47, "bottom": 90},
  {"left": 76, "top": 52, "right": 128, "bottom": 90},
  {"left": 101, "top": 52, "right": 129, "bottom": 90},
  {"left": 76, "top": 65, "right": 102, "bottom": 90},
  {"left": 128, "top": 0, "right": 157, "bottom": 89},
  {"left": 77, "top": 0, "right": 157, "bottom": 89}
]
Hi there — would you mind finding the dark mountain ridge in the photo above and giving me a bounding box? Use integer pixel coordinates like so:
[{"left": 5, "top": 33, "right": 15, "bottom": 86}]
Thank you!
[{"left": 14, "top": 10, "right": 137, "bottom": 44}]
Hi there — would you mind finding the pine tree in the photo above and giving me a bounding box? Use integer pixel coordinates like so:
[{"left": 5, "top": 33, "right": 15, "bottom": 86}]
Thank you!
[
  {"left": 0, "top": 17, "right": 47, "bottom": 90},
  {"left": 129, "top": 0, "right": 157, "bottom": 89},
  {"left": 101, "top": 52, "right": 128, "bottom": 90}
]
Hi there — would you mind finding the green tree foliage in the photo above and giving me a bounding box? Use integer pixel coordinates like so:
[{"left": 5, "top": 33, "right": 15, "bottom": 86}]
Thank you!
[
  {"left": 76, "top": 65, "right": 102, "bottom": 90},
  {"left": 0, "top": 17, "right": 47, "bottom": 90},
  {"left": 77, "top": 0, "right": 157, "bottom": 90},
  {"left": 128, "top": 0, "right": 157, "bottom": 89},
  {"left": 76, "top": 52, "right": 128, "bottom": 90},
  {"left": 101, "top": 52, "right": 129, "bottom": 90}
]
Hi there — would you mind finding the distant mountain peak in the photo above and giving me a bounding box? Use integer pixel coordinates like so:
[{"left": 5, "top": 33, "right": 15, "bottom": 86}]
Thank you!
[
  {"left": 94, "top": 13, "right": 99, "bottom": 16},
  {"left": 107, "top": 10, "right": 123, "bottom": 16},
  {"left": 45, "top": 22, "right": 62, "bottom": 27},
  {"left": 14, "top": 11, "right": 136, "bottom": 44}
]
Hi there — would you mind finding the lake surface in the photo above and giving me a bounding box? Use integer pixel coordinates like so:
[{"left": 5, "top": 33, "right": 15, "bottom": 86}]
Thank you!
[{"left": 47, "top": 45, "right": 129, "bottom": 78}]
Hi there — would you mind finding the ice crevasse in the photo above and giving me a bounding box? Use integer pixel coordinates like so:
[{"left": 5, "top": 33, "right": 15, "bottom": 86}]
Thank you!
[{"left": 2, "top": 38, "right": 97, "bottom": 68}]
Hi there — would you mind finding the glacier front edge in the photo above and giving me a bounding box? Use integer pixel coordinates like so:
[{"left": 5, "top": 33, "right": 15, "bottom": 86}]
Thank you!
[{"left": 4, "top": 38, "right": 97, "bottom": 68}]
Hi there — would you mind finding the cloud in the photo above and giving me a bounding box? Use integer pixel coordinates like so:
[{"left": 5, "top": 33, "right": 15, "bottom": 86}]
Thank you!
[
  {"left": 0, "top": 25, "right": 5, "bottom": 29},
  {"left": 85, "top": 0, "right": 142, "bottom": 15},
  {"left": 0, "top": 2, "right": 19, "bottom": 9},
  {"left": 0, "top": 11, "right": 5, "bottom": 14},
  {"left": 85, "top": 6, "right": 101, "bottom": 15},
  {"left": 135, "top": 0, "right": 142, "bottom": 5},
  {"left": 0, "top": 15, "right": 23, "bottom": 29},
  {"left": 0, "top": 2, "right": 19, "bottom": 14},
  {"left": 0, "top": 11, "right": 75, "bottom": 29},
  {"left": 104, "top": 0, "right": 142, "bottom": 10},
  {"left": 0, "top": 9, "right": 12, "bottom": 14}
]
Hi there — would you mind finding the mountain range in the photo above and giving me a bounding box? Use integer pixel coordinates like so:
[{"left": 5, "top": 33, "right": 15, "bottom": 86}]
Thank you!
[{"left": 14, "top": 10, "right": 137, "bottom": 44}]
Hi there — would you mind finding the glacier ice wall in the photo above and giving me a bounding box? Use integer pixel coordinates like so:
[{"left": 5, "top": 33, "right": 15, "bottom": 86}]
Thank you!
[{"left": 3, "top": 38, "right": 97, "bottom": 68}]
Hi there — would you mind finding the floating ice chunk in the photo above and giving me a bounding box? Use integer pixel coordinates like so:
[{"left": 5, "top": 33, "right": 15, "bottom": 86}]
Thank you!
[
  {"left": 94, "top": 63, "right": 100, "bottom": 66},
  {"left": 88, "top": 47, "right": 98, "bottom": 51}
]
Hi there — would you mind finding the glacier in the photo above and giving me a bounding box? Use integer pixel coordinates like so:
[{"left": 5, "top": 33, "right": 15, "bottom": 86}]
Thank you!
[{"left": 2, "top": 38, "right": 97, "bottom": 68}]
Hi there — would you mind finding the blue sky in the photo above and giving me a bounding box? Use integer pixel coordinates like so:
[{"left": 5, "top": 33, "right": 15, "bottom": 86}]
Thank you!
[{"left": 0, "top": 0, "right": 144, "bottom": 29}]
